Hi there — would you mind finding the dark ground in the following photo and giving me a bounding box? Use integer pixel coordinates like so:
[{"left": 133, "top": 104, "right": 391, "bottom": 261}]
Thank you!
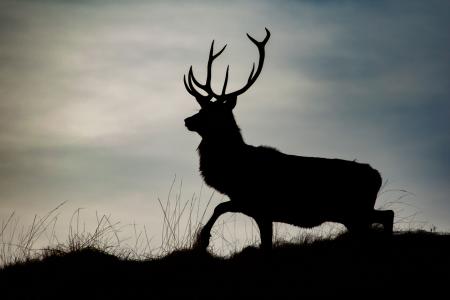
[{"left": 1, "top": 231, "right": 449, "bottom": 299}]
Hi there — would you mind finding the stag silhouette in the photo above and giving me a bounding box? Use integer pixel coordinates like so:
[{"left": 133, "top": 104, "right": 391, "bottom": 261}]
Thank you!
[{"left": 184, "top": 28, "right": 394, "bottom": 251}]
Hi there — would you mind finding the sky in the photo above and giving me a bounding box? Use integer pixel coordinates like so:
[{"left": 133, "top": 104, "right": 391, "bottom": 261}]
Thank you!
[{"left": 0, "top": 0, "right": 449, "bottom": 253}]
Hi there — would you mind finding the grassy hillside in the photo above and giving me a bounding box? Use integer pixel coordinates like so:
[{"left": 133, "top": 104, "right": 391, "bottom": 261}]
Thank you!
[{"left": 1, "top": 230, "right": 449, "bottom": 299}]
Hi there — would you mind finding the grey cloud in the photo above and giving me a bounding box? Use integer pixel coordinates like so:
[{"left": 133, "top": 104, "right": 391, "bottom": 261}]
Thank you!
[{"left": 1, "top": 0, "right": 449, "bottom": 239}]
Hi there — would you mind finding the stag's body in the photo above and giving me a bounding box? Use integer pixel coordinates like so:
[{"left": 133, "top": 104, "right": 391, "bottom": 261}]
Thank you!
[
  {"left": 199, "top": 139, "right": 382, "bottom": 229},
  {"left": 183, "top": 28, "right": 394, "bottom": 251}
]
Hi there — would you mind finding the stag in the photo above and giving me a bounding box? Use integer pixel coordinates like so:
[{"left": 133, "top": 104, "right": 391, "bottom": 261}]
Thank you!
[{"left": 183, "top": 28, "right": 394, "bottom": 251}]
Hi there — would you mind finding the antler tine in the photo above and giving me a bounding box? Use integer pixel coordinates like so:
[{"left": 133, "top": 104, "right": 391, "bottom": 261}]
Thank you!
[
  {"left": 248, "top": 62, "right": 255, "bottom": 83},
  {"left": 204, "top": 40, "right": 215, "bottom": 89},
  {"left": 184, "top": 69, "right": 210, "bottom": 107},
  {"left": 205, "top": 41, "right": 227, "bottom": 94},
  {"left": 221, "top": 65, "right": 229, "bottom": 95},
  {"left": 183, "top": 74, "right": 194, "bottom": 95},
  {"left": 246, "top": 27, "right": 271, "bottom": 46},
  {"left": 188, "top": 66, "right": 205, "bottom": 90}
]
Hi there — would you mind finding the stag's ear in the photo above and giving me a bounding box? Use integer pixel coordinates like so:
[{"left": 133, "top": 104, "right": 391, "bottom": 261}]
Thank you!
[{"left": 223, "top": 96, "right": 237, "bottom": 110}]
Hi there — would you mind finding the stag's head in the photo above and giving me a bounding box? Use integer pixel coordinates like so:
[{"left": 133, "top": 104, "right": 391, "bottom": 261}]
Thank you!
[{"left": 184, "top": 28, "right": 270, "bottom": 138}]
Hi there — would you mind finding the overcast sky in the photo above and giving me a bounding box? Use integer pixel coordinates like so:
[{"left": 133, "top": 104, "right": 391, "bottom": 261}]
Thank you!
[{"left": 1, "top": 0, "right": 449, "bottom": 251}]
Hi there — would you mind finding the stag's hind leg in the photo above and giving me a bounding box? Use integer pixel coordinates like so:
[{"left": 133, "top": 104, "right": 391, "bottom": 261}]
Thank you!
[
  {"left": 372, "top": 209, "right": 394, "bottom": 234},
  {"left": 344, "top": 219, "right": 371, "bottom": 236},
  {"left": 255, "top": 217, "right": 273, "bottom": 252}
]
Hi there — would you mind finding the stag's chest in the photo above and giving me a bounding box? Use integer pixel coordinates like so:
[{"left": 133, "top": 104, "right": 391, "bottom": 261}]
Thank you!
[
  {"left": 199, "top": 151, "right": 234, "bottom": 180},
  {"left": 197, "top": 143, "right": 246, "bottom": 194}
]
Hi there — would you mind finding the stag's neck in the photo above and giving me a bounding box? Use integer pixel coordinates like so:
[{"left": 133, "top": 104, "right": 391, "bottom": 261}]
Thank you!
[{"left": 198, "top": 130, "right": 246, "bottom": 155}]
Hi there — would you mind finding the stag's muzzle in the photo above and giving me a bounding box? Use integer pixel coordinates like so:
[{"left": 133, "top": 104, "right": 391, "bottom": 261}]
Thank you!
[{"left": 184, "top": 116, "right": 195, "bottom": 131}]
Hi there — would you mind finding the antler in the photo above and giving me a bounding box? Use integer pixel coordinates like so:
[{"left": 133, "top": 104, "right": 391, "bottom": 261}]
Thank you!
[
  {"left": 222, "top": 28, "right": 270, "bottom": 101},
  {"left": 184, "top": 40, "right": 227, "bottom": 107},
  {"left": 184, "top": 28, "right": 270, "bottom": 107}
]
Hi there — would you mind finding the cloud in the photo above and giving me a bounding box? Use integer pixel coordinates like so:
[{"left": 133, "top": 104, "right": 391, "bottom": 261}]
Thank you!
[{"left": 0, "top": 0, "right": 449, "bottom": 239}]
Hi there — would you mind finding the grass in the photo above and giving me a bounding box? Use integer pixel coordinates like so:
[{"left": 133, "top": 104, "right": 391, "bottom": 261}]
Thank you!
[
  {"left": 1, "top": 230, "right": 449, "bottom": 298},
  {"left": 0, "top": 177, "right": 266, "bottom": 266},
  {"left": 1, "top": 179, "right": 448, "bottom": 298}
]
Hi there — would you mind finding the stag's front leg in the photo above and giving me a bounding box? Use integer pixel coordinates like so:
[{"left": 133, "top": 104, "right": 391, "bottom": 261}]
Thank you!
[{"left": 194, "top": 201, "right": 237, "bottom": 251}]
